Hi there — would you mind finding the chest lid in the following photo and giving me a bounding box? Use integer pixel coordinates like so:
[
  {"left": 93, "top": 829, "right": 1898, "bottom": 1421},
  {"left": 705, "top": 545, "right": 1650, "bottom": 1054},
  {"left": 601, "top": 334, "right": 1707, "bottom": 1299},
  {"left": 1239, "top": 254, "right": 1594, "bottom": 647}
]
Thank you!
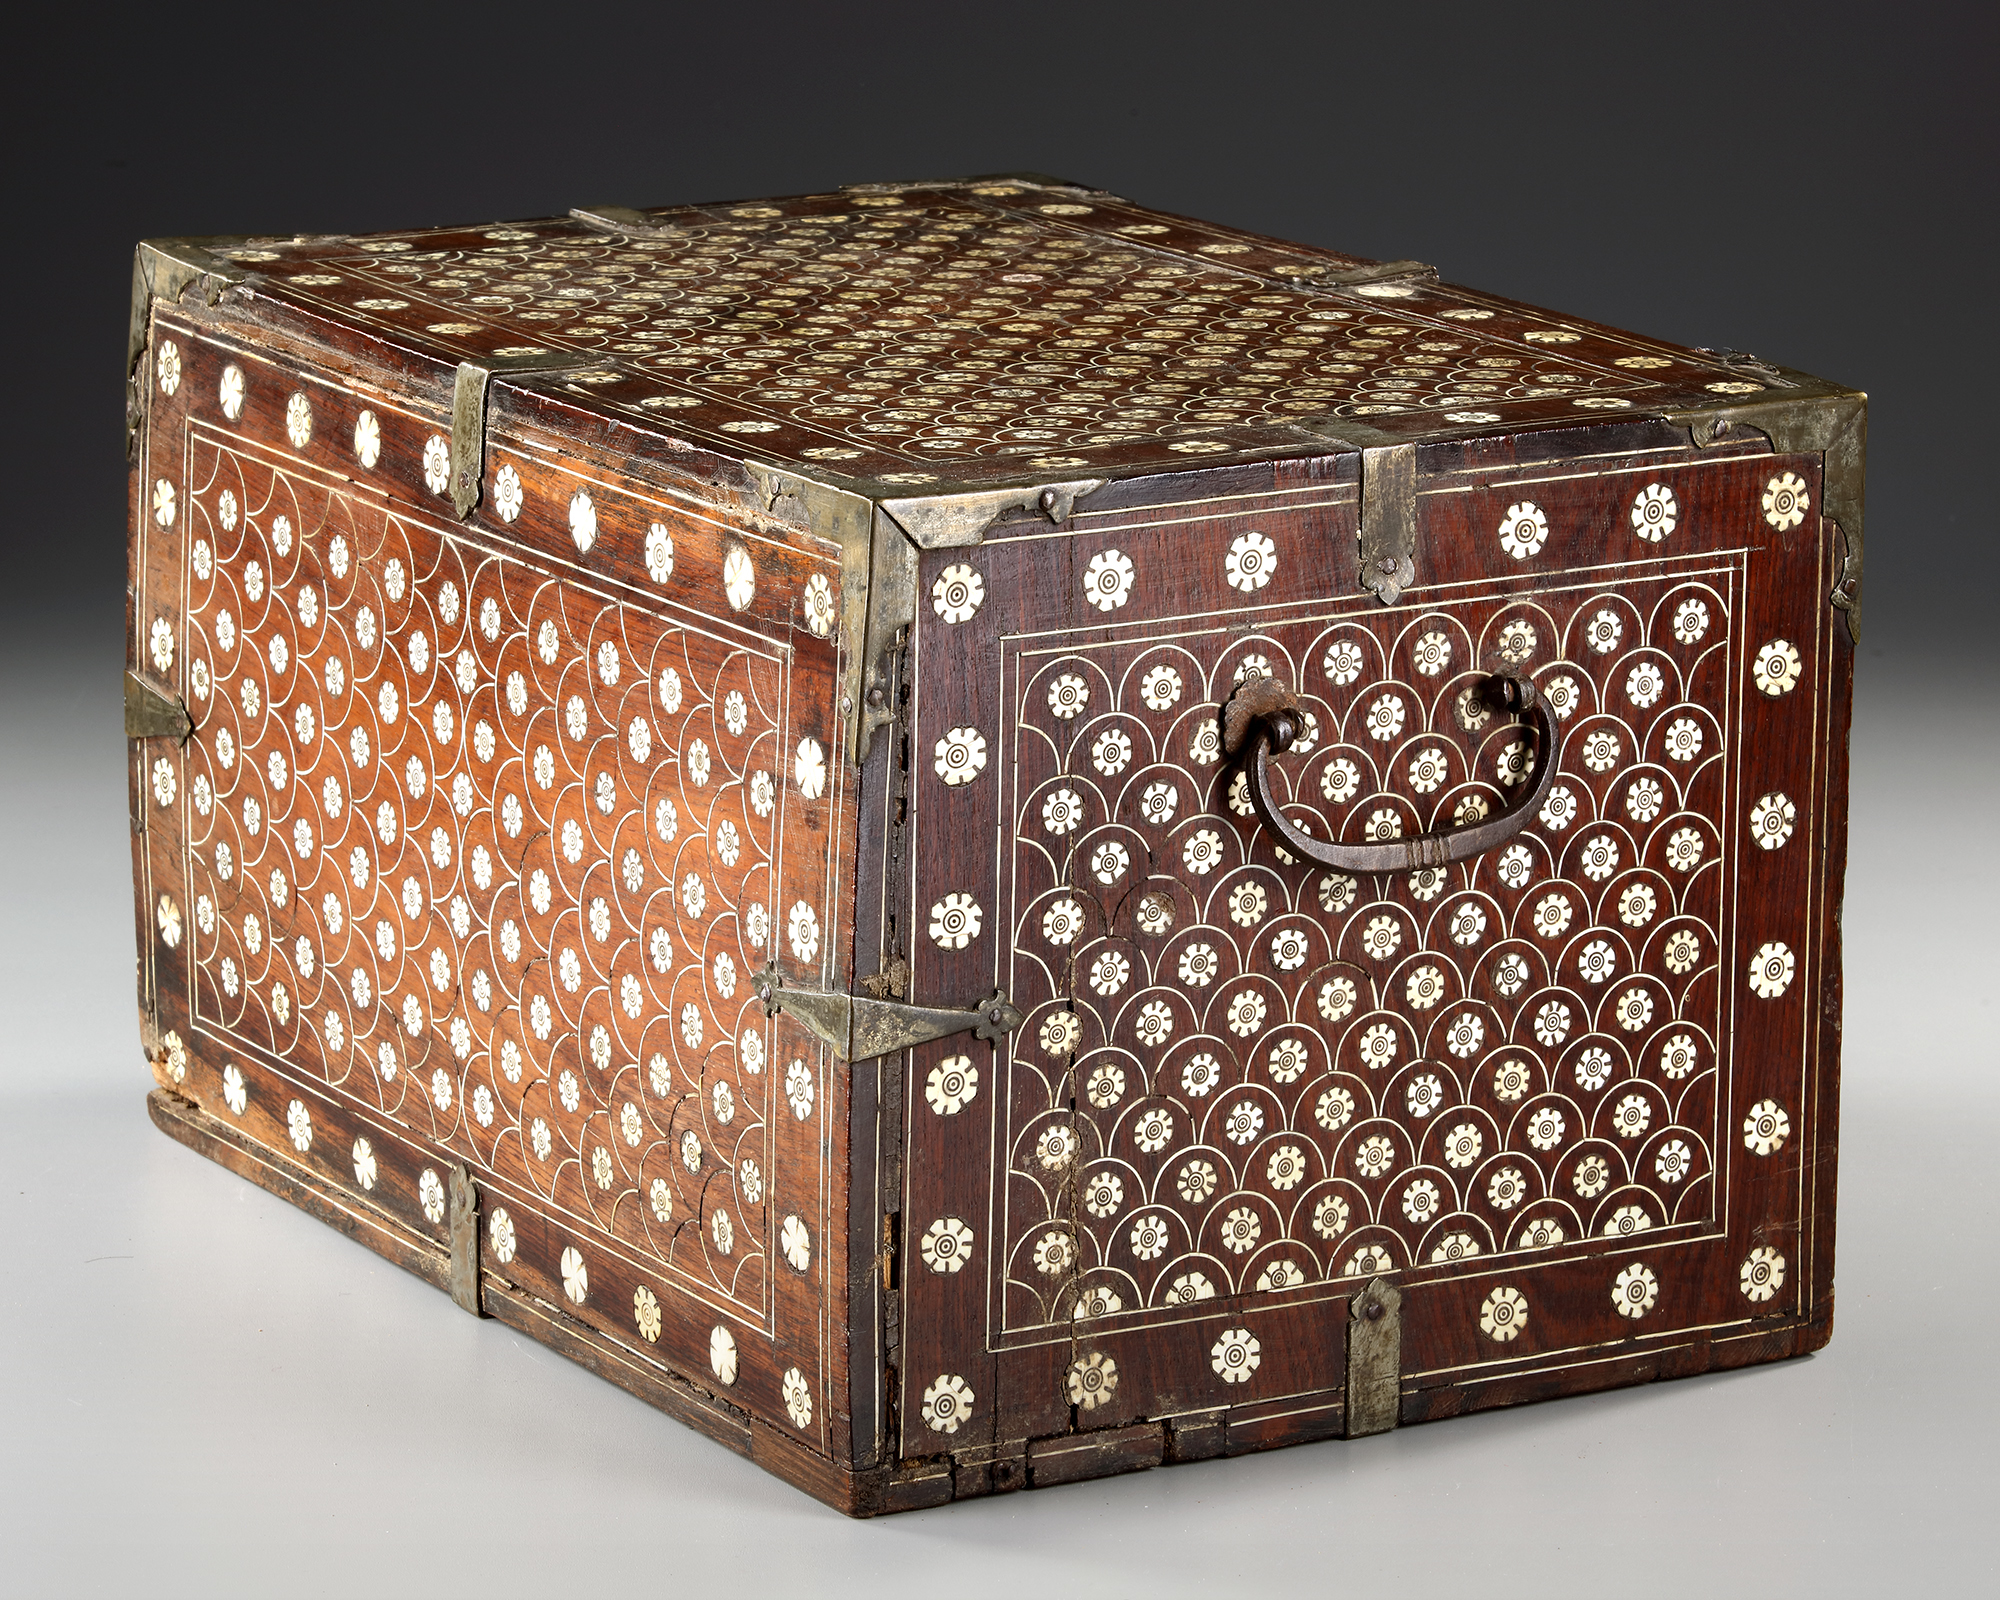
[{"left": 141, "top": 174, "right": 1810, "bottom": 498}]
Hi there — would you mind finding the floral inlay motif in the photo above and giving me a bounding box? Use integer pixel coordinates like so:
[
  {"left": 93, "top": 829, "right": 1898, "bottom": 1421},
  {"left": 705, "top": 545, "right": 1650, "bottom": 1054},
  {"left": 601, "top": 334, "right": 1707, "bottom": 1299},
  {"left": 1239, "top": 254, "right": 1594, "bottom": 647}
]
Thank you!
[
  {"left": 783, "top": 1368, "right": 813, "bottom": 1428},
  {"left": 934, "top": 727, "right": 988, "bottom": 786},
  {"left": 1630, "top": 483, "right": 1676, "bottom": 542},
  {"left": 1740, "top": 1247, "right": 1786, "bottom": 1303},
  {"left": 1750, "top": 792, "right": 1796, "bottom": 850},
  {"left": 1225, "top": 531, "right": 1277, "bottom": 592},
  {"left": 1498, "top": 502, "right": 1549, "bottom": 559},
  {"left": 491, "top": 463, "right": 523, "bottom": 521},
  {"left": 803, "top": 571, "right": 833, "bottom": 635},
  {"left": 1762, "top": 472, "right": 1809, "bottom": 530},
  {"left": 1753, "top": 638, "right": 1802, "bottom": 697},
  {"left": 920, "top": 1216, "right": 975, "bottom": 1273},
  {"left": 1612, "top": 1261, "right": 1659, "bottom": 1319},
  {"left": 1067, "top": 1352, "right": 1119, "bottom": 1410},
  {"left": 423, "top": 435, "right": 450, "bottom": 495},
  {"left": 1744, "top": 1099, "right": 1791, "bottom": 1155},
  {"left": 921, "top": 1373, "right": 974, "bottom": 1434},
  {"left": 1209, "top": 1327, "right": 1261, "bottom": 1383},
  {"left": 722, "top": 545, "right": 755, "bottom": 609},
  {"left": 1748, "top": 941, "right": 1796, "bottom": 999},
  {"left": 1083, "top": 547, "right": 1136, "bottom": 611},
  {"left": 709, "top": 1325, "right": 739, "bottom": 1384},
  {"left": 926, "top": 1056, "right": 978, "bottom": 1114},
  {"left": 928, "top": 893, "right": 981, "bottom": 949},
  {"left": 568, "top": 489, "right": 597, "bottom": 553},
  {"left": 932, "top": 563, "right": 984, "bottom": 623},
  {"left": 353, "top": 409, "right": 381, "bottom": 469}
]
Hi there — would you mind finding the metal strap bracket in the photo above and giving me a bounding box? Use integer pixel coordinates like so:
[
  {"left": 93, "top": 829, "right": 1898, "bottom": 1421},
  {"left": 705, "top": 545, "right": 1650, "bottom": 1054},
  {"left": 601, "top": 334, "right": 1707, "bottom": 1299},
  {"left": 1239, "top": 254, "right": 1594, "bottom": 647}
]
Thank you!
[
  {"left": 1358, "top": 443, "right": 1418, "bottom": 604},
  {"left": 1345, "top": 1276, "right": 1402, "bottom": 1437},
  {"left": 128, "top": 239, "right": 247, "bottom": 382},
  {"left": 450, "top": 353, "right": 590, "bottom": 517},
  {"left": 448, "top": 1163, "right": 483, "bottom": 1317},
  {"left": 127, "top": 238, "right": 251, "bottom": 455},
  {"left": 744, "top": 464, "right": 883, "bottom": 762}
]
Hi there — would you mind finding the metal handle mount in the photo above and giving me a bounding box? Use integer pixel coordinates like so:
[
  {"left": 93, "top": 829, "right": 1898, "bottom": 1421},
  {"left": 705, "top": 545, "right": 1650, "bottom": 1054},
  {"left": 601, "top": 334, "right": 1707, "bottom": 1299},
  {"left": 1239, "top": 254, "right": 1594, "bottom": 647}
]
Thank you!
[{"left": 1220, "top": 672, "right": 1558, "bottom": 873}]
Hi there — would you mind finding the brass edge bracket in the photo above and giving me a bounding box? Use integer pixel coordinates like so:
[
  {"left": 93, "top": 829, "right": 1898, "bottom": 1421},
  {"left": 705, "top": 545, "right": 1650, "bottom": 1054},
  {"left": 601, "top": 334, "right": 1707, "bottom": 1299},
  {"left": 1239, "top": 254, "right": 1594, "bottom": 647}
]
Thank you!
[
  {"left": 1663, "top": 380, "right": 1867, "bottom": 643},
  {"left": 857, "top": 506, "right": 918, "bottom": 765},
  {"left": 751, "top": 967, "right": 1023, "bottom": 1061},
  {"left": 1344, "top": 1275, "right": 1402, "bottom": 1437},
  {"left": 127, "top": 238, "right": 250, "bottom": 456},
  {"left": 1358, "top": 443, "right": 1419, "bottom": 605},
  {"left": 569, "top": 204, "right": 681, "bottom": 238},
  {"left": 877, "top": 478, "right": 1108, "bottom": 549},
  {"left": 450, "top": 353, "right": 591, "bottom": 518},
  {"left": 863, "top": 479, "right": 1105, "bottom": 761},
  {"left": 743, "top": 464, "right": 882, "bottom": 764},
  {"left": 447, "top": 1163, "right": 484, "bottom": 1317},
  {"left": 124, "top": 671, "right": 193, "bottom": 743},
  {"left": 744, "top": 469, "right": 1112, "bottom": 766}
]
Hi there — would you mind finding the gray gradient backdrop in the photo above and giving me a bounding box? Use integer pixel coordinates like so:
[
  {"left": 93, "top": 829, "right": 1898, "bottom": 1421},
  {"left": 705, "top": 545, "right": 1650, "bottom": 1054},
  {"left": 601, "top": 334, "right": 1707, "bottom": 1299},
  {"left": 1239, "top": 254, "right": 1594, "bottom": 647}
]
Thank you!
[{"left": 3, "top": 4, "right": 1994, "bottom": 1594}]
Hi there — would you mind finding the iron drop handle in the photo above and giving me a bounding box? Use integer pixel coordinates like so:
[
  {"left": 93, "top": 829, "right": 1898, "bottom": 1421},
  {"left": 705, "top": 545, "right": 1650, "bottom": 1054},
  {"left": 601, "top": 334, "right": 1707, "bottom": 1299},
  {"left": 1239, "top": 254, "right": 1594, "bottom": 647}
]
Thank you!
[{"left": 1219, "top": 672, "right": 1558, "bottom": 873}]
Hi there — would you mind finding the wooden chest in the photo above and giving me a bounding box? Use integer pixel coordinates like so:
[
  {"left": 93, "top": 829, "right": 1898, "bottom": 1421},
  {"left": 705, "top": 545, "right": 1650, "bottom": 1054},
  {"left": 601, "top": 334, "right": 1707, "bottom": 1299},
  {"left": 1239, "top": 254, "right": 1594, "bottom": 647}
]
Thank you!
[{"left": 124, "top": 173, "right": 1861, "bottom": 1514}]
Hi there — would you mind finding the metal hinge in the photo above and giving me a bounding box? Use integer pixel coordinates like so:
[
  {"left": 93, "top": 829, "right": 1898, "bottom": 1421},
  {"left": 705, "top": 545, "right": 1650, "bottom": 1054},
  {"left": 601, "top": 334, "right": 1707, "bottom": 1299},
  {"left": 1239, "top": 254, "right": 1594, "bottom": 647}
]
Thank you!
[
  {"left": 1690, "top": 346, "right": 1793, "bottom": 387},
  {"left": 450, "top": 353, "right": 590, "bottom": 517},
  {"left": 1345, "top": 1276, "right": 1403, "bottom": 1437},
  {"left": 569, "top": 204, "right": 682, "bottom": 239},
  {"left": 124, "top": 672, "right": 193, "bottom": 742},
  {"left": 1280, "top": 258, "right": 1437, "bottom": 289},
  {"left": 751, "top": 968, "right": 1022, "bottom": 1061}
]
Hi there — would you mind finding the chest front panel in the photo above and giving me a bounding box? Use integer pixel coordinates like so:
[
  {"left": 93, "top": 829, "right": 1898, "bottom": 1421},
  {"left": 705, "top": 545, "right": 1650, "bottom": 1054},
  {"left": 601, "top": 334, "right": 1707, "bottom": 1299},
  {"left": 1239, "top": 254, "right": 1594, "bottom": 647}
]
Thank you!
[
  {"left": 134, "top": 318, "right": 854, "bottom": 1450},
  {"left": 895, "top": 448, "right": 1837, "bottom": 1457}
]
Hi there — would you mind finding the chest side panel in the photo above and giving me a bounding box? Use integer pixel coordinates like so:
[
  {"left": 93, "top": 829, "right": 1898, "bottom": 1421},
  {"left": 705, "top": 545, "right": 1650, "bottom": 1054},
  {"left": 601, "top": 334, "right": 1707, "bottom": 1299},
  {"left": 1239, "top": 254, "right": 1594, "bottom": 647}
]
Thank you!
[
  {"left": 131, "top": 313, "right": 855, "bottom": 1453},
  {"left": 895, "top": 445, "right": 1840, "bottom": 1458}
]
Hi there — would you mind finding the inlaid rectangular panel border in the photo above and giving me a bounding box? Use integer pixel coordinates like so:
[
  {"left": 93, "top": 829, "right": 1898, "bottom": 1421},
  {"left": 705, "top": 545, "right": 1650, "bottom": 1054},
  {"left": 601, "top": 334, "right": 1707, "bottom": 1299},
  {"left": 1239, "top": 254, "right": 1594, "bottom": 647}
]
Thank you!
[{"left": 891, "top": 445, "right": 1834, "bottom": 1458}]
